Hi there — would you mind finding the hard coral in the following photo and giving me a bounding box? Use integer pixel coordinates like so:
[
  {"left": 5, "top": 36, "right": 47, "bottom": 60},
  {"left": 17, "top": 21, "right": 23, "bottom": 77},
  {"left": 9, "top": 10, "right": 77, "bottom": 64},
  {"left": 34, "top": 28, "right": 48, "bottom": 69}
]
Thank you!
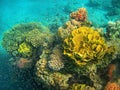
[
  {"left": 25, "top": 29, "right": 53, "bottom": 48},
  {"left": 36, "top": 56, "right": 71, "bottom": 89},
  {"left": 105, "top": 82, "right": 120, "bottom": 90},
  {"left": 106, "top": 21, "right": 120, "bottom": 58},
  {"left": 48, "top": 46, "right": 64, "bottom": 71},
  {"left": 58, "top": 8, "right": 91, "bottom": 40},
  {"left": 2, "top": 22, "right": 50, "bottom": 56},
  {"left": 70, "top": 8, "right": 87, "bottom": 21},
  {"left": 63, "top": 26, "right": 115, "bottom": 66}
]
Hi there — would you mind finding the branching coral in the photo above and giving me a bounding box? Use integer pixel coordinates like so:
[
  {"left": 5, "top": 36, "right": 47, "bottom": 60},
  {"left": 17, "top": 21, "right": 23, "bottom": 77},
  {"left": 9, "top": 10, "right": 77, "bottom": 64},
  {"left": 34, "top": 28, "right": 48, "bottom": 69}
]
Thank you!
[{"left": 63, "top": 26, "right": 115, "bottom": 66}]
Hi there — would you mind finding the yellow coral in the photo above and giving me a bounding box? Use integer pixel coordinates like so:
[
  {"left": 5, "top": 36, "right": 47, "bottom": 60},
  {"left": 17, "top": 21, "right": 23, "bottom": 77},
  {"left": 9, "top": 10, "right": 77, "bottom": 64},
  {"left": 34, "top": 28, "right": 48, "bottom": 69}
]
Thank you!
[
  {"left": 70, "top": 83, "right": 95, "bottom": 90},
  {"left": 18, "top": 42, "right": 32, "bottom": 57},
  {"left": 63, "top": 26, "right": 115, "bottom": 66}
]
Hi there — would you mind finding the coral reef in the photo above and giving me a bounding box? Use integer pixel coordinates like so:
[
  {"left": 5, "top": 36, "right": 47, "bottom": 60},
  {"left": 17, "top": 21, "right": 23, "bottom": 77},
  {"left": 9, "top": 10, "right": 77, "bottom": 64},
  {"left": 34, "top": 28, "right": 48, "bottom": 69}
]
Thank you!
[
  {"left": 70, "top": 8, "right": 87, "bottom": 21},
  {"left": 58, "top": 8, "right": 92, "bottom": 40},
  {"left": 63, "top": 26, "right": 115, "bottom": 67},
  {"left": 36, "top": 55, "right": 71, "bottom": 89},
  {"left": 2, "top": 22, "right": 54, "bottom": 57},
  {"left": 2, "top": 8, "right": 120, "bottom": 90}
]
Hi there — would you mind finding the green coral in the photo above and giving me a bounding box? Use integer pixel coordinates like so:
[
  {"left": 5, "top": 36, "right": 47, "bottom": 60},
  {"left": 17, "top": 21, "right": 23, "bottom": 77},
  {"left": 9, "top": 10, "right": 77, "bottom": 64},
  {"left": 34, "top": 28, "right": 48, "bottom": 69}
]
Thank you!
[
  {"left": 63, "top": 26, "right": 115, "bottom": 67},
  {"left": 18, "top": 42, "right": 32, "bottom": 57}
]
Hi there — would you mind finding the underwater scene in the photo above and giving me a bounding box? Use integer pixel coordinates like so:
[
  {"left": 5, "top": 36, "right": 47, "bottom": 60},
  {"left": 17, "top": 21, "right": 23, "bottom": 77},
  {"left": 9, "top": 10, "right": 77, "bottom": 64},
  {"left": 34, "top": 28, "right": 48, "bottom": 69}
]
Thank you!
[{"left": 0, "top": 0, "right": 120, "bottom": 90}]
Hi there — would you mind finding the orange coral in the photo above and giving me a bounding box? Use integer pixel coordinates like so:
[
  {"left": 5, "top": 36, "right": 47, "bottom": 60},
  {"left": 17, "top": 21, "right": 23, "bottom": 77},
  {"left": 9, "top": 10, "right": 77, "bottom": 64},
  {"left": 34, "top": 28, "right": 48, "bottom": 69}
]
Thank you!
[
  {"left": 70, "top": 8, "right": 87, "bottom": 21},
  {"left": 105, "top": 82, "right": 120, "bottom": 90}
]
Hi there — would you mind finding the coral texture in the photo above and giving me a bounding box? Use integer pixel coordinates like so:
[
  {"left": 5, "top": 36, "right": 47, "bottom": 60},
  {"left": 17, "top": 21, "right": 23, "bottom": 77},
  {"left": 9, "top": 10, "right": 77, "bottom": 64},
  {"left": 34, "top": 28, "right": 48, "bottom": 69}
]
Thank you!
[
  {"left": 70, "top": 8, "right": 87, "bottom": 21},
  {"left": 70, "top": 83, "right": 95, "bottom": 90},
  {"left": 25, "top": 29, "right": 53, "bottom": 48},
  {"left": 2, "top": 22, "right": 52, "bottom": 57},
  {"left": 106, "top": 21, "right": 120, "bottom": 58},
  {"left": 36, "top": 56, "right": 71, "bottom": 89},
  {"left": 18, "top": 42, "right": 32, "bottom": 57},
  {"left": 63, "top": 26, "right": 115, "bottom": 66},
  {"left": 48, "top": 46, "right": 64, "bottom": 71}
]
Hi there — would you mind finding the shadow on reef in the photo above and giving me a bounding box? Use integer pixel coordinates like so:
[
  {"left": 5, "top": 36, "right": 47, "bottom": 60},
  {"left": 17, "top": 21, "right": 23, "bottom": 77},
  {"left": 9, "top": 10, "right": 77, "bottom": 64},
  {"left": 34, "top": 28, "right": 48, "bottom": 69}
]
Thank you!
[{"left": 1, "top": 7, "right": 120, "bottom": 90}]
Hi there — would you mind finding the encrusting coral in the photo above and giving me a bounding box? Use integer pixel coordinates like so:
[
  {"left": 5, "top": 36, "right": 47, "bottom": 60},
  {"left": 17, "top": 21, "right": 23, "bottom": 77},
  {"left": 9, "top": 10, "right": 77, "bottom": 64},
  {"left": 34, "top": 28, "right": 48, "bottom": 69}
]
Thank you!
[
  {"left": 63, "top": 26, "right": 115, "bottom": 66},
  {"left": 2, "top": 8, "right": 120, "bottom": 90}
]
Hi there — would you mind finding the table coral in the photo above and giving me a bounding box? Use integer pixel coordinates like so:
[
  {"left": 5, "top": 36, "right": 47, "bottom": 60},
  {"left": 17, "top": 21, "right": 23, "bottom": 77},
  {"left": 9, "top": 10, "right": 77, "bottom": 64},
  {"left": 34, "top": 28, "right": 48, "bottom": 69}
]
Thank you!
[{"left": 63, "top": 26, "right": 115, "bottom": 66}]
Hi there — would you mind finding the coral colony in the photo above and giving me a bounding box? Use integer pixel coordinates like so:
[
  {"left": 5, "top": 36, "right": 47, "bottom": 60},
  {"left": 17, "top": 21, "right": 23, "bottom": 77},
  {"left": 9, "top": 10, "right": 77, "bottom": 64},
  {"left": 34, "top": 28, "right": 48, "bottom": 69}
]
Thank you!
[{"left": 2, "top": 8, "right": 120, "bottom": 90}]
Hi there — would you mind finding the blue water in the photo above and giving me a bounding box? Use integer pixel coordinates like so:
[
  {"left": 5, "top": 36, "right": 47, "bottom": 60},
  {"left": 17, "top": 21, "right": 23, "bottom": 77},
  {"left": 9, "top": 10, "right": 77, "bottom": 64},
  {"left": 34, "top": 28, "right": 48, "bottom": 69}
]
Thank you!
[{"left": 0, "top": 0, "right": 119, "bottom": 89}]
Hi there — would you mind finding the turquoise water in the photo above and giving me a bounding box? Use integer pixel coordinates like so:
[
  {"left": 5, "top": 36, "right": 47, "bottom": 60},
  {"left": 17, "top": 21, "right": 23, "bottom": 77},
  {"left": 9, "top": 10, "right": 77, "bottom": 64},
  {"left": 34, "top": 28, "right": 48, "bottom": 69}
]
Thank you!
[{"left": 0, "top": 0, "right": 120, "bottom": 90}]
